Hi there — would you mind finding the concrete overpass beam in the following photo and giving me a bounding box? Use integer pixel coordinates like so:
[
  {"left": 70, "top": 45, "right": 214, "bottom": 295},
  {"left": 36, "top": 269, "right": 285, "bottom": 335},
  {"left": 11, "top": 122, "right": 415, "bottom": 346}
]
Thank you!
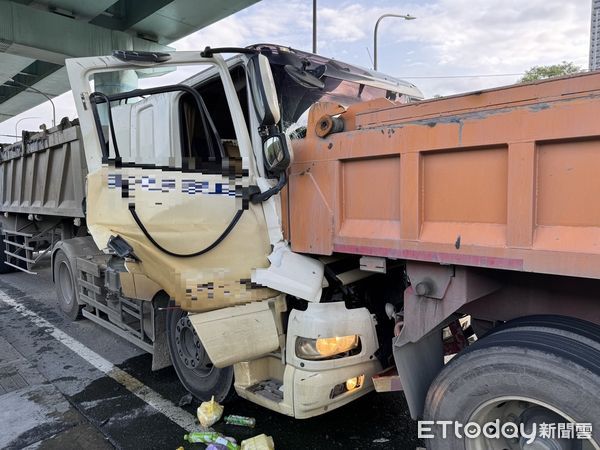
[{"left": 0, "top": 1, "right": 172, "bottom": 65}]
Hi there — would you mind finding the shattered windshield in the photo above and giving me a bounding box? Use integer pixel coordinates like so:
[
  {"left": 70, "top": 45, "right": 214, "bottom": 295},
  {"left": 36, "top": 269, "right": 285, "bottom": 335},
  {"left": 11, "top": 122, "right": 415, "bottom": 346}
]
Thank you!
[
  {"left": 249, "top": 44, "right": 422, "bottom": 136},
  {"left": 274, "top": 69, "right": 399, "bottom": 133}
]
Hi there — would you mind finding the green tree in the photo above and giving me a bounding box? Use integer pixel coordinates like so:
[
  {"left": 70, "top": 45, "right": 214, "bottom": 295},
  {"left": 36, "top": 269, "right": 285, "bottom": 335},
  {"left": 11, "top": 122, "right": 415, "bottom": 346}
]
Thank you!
[{"left": 520, "top": 61, "right": 581, "bottom": 83}]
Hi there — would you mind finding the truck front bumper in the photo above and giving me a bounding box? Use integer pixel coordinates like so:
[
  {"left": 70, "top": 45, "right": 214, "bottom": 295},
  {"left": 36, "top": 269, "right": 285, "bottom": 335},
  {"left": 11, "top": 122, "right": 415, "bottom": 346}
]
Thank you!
[
  {"left": 290, "top": 359, "right": 382, "bottom": 418},
  {"left": 235, "top": 301, "right": 383, "bottom": 418}
]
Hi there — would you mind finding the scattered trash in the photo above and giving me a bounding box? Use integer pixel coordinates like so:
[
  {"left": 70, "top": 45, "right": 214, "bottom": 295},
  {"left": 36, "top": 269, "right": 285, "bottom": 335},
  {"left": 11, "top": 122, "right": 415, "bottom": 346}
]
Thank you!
[
  {"left": 206, "top": 444, "right": 230, "bottom": 450},
  {"left": 176, "top": 447, "right": 184, "bottom": 450},
  {"left": 178, "top": 392, "right": 193, "bottom": 406},
  {"left": 184, "top": 432, "right": 239, "bottom": 450},
  {"left": 197, "top": 396, "right": 224, "bottom": 427},
  {"left": 224, "top": 414, "right": 256, "bottom": 428},
  {"left": 241, "top": 434, "right": 275, "bottom": 450},
  {"left": 373, "top": 438, "right": 391, "bottom": 443}
]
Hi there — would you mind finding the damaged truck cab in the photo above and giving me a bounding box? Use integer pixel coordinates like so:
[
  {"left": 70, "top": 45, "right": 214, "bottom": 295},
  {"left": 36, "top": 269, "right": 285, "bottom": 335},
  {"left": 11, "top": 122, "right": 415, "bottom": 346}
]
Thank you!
[{"left": 48, "top": 45, "right": 422, "bottom": 418}]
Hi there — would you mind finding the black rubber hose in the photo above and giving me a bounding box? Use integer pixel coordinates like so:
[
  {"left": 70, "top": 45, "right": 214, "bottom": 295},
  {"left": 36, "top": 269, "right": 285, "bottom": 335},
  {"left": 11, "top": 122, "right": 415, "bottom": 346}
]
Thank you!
[{"left": 128, "top": 204, "right": 244, "bottom": 258}]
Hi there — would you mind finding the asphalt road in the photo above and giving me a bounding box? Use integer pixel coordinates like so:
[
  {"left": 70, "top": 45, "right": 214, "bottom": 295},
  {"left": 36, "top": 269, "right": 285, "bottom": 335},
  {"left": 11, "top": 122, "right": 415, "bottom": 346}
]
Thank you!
[{"left": 0, "top": 259, "right": 422, "bottom": 449}]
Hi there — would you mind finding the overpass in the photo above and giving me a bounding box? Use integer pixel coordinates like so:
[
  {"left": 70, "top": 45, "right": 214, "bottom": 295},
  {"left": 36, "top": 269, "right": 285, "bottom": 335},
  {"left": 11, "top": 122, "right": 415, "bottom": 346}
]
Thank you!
[{"left": 0, "top": 0, "right": 260, "bottom": 122}]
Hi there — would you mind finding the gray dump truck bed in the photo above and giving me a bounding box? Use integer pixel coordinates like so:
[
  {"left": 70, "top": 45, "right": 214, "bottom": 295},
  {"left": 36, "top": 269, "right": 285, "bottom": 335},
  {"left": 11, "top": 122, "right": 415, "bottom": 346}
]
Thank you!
[{"left": 0, "top": 121, "right": 87, "bottom": 219}]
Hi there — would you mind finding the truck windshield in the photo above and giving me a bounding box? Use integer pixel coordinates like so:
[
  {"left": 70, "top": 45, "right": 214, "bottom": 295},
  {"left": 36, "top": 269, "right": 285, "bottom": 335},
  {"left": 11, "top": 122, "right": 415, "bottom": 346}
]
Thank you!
[
  {"left": 250, "top": 44, "right": 423, "bottom": 134},
  {"left": 276, "top": 74, "right": 396, "bottom": 133}
]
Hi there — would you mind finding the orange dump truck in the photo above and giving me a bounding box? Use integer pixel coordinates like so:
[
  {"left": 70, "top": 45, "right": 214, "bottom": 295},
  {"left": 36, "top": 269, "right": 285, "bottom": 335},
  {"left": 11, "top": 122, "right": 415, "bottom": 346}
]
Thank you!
[{"left": 286, "top": 72, "right": 600, "bottom": 448}]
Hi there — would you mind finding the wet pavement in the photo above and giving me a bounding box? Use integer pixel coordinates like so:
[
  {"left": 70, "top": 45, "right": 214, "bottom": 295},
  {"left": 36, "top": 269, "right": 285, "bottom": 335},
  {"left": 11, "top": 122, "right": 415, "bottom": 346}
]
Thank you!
[{"left": 0, "top": 261, "right": 422, "bottom": 449}]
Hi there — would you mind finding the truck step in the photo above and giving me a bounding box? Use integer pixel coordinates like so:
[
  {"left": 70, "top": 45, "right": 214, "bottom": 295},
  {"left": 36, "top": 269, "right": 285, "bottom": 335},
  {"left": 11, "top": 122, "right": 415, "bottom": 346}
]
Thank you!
[{"left": 246, "top": 379, "right": 284, "bottom": 403}]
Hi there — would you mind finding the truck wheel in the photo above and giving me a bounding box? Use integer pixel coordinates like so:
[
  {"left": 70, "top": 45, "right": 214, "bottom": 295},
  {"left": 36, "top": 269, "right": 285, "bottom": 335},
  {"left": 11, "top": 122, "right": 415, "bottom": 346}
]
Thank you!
[
  {"left": 424, "top": 328, "right": 600, "bottom": 449},
  {"left": 53, "top": 250, "right": 82, "bottom": 320},
  {"left": 166, "top": 304, "right": 235, "bottom": 403},
  {"left": 484, "top": 314, "right": 600, "bottom": 344}
]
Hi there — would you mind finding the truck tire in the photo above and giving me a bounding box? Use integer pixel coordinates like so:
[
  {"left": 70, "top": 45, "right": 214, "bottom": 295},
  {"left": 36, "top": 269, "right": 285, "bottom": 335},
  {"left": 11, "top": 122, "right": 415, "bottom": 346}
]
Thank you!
[
  {"left": 166, "top": 304, "right": 236, "bottom": 403},
  {"left": 485, "top": 314, "right": 600, "bottom": 345},
  {"left": 53, "top": 250, "right": 82, "bottom": 320},
  {"left": 423, "top": 327, "right": 600, "bottom": 449}
]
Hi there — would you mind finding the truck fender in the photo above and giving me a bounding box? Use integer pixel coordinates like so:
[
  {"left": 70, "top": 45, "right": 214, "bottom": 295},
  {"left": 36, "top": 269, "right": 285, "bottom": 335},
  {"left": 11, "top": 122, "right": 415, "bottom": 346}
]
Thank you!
[
  {"left": 51, "top": 236, "right": 100, "bottom": 284},
  {"left": 189, "top": 297, "right": 284, "bottom": 368},
  {"left": 393, "top": 261, "right": 501, "bottom": 419}
]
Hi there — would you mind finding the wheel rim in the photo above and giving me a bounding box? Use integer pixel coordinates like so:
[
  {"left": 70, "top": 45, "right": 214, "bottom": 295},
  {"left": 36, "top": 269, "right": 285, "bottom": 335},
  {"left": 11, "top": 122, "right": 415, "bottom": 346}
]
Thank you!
[
  {"left": 58, "top": 261, "right": 74, "bottom": 306},
  {"left": 467, "top": 396, "right": 599, "bottom": 450},
  {"left": 174, "top": 315, "right": 213, "bottom": 376}
]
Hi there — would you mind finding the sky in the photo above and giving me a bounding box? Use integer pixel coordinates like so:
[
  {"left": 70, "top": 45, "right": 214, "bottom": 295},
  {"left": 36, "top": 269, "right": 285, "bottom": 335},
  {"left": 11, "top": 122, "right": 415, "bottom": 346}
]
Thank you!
[{"left": 0, "top": 0, "right": 592, "bottom": 142}]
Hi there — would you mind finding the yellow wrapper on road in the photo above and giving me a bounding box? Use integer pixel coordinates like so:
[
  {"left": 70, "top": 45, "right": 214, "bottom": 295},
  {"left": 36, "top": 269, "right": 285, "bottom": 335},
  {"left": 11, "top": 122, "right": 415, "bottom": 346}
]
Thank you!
[{"left": 197, "top": 396, "right": 224, "bottom": 427}]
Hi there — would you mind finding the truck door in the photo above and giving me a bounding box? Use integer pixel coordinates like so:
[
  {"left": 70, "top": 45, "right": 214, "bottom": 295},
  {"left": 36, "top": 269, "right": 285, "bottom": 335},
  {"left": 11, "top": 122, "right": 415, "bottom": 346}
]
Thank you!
[{"left": 66, "top": 52, "right": 274, "bottom": 312}]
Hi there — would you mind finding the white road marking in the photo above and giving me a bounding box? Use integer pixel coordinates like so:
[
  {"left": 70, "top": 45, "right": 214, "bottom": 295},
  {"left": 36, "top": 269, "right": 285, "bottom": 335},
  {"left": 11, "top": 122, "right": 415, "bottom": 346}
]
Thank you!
[{"left": 0, "top": 290, "right": 198, "bottom": 432}]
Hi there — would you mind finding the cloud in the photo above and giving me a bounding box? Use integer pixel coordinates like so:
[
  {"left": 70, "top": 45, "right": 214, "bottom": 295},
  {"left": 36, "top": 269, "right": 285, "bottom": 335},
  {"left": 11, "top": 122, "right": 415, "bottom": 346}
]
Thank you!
[
  {"left": 177, "top": 0, "right": 590, "bottom": 96},
  {"left": 0, "top": 0, "right": 593, "bottom": 138},
  {"left": 403, "top": 0, "right": 590, "bottom": 71},
  {"left": 171, "top": 0, "right": 314, "bottom": 50},
  {"left": 378, "top": 0, "right": 589, "bottom": 94}
]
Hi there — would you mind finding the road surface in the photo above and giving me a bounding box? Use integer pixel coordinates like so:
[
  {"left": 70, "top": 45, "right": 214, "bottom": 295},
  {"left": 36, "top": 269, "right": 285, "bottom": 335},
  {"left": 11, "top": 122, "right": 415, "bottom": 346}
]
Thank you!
[{"left": 0, "top": 258, "right": 422, "bottom": 449}]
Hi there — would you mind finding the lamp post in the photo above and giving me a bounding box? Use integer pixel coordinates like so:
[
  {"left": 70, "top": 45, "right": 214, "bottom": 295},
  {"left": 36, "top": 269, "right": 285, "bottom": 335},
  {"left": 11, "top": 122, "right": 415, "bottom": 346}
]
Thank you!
[
  {"left": 14, "top": 116, "right": 41, "bottom": 141},
  {"left": 313, "top": 0, "right": 317, "bottom": 53},
  {"left": 373, "top": 13, "right": 416, "bottom": 71},
  {"left": 9, "top": 78, "right": 56, "bottom": 128}
]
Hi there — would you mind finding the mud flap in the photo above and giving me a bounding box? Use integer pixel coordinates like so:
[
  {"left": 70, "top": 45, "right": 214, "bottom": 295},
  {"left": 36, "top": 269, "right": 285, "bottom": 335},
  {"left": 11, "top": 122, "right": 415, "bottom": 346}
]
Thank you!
[
  {"left": 151, "top": 295, "right": 172, "bottom": 371},
  {"left": 393, "top": 329, "right": 444, "bottom": 420}
]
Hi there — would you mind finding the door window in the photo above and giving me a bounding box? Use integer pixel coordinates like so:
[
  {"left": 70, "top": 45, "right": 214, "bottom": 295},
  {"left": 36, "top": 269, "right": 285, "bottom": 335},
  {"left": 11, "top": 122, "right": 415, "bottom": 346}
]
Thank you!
[{"left": 89, "top": 63, "right": 248, "bottom": 177}]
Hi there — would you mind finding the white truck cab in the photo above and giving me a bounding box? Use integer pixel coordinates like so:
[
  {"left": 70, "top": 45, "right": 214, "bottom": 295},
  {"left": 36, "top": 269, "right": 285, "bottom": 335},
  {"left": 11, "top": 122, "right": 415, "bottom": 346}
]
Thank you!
[{"left": 61, "top": 44, "right": 423, "bottom": 418}]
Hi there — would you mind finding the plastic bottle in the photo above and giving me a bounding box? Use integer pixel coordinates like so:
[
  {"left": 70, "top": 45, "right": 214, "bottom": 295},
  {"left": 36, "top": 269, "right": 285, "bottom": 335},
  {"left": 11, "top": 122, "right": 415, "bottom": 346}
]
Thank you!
[
  {"left": 183, "top": 432, "right": 239, "bottom": 450},
  {"left": 206, "top": 444, "right": 230, "bottom": 450},
  {"left": 224, "top": 414, "right": 256, "bottom": 428}
]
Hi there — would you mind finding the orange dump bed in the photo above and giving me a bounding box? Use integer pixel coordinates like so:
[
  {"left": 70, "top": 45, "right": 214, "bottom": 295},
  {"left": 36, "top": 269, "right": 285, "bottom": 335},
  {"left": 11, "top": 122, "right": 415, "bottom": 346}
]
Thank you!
[{"left": 285, "top": 72, "right": 600, "bottom": 280}]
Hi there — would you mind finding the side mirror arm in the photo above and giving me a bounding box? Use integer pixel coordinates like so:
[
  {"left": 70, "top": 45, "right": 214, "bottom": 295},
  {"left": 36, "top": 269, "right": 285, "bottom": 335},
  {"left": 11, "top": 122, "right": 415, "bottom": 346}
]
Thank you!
[{"left": 249, "top": 172, "right": 287, "bottom": 204}]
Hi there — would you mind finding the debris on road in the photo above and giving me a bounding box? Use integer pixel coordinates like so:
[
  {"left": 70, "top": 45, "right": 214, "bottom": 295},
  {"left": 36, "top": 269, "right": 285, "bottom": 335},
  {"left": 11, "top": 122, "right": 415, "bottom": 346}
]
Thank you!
[
  {"left": 197, "top": 396, "right": 224, "bottom": 427},
  {"left": 241, "top": 434, "right": 275, "bottom": 450},
  {"left": 183, "top": 432, "right": 239, "bottom": 450},
  {"left": 373, "top": 437, "right": 391, "bottom": 443},
  {"left": 178, "top": 393, "right": 193, "bottom": 407},
  {"left": 206, "top": 444, "right": 231, "bottom": 450},
  {"left": 224, "top": 414, "right": 256, "bottom": 428}
]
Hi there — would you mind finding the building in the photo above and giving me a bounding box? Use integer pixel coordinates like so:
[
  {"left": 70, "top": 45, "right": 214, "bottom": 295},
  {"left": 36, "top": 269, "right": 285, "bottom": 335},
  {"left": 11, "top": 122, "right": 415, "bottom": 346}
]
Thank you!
[{"left": 590, "top": 0, "right": 600, "bottom": 70}]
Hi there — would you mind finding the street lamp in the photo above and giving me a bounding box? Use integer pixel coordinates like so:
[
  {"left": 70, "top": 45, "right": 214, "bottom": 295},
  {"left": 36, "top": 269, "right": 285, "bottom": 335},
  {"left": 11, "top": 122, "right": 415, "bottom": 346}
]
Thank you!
[
  {"left": 14, "top": 116, "right": 41, "bottom": 141},
  {"left": 8, "top": 78, "right": 56, "bottom": 128},
  {"left": 313, "top": 0, "right": 317, "bottom": 53},
  {"left": 373, "top": 13, "right": 416, "bottom": 71}
]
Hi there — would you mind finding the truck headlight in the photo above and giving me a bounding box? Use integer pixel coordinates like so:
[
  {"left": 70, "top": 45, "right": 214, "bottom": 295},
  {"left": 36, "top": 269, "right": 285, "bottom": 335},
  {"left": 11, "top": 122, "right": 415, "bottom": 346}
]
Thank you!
[{"left": 295, "top": 335, "right": 360, "bottom": 360}]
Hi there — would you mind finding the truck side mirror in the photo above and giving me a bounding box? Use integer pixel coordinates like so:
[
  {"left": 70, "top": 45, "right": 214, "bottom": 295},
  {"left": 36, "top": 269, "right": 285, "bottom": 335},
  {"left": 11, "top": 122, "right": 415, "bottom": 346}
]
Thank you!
[
  {"left": 248, "top": 54, "right": 281, "bottom": 127},
  {"left": 263, "top": 133, "right": 291, "bottom": 174}
]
